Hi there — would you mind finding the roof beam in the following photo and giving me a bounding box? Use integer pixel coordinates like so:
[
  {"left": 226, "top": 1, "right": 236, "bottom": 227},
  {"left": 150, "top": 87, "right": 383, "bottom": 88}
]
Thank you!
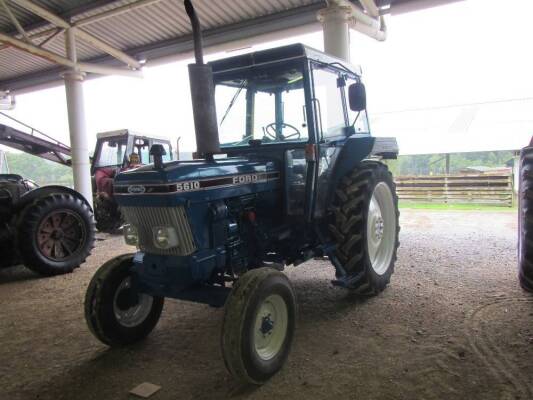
[
  {"left": 0, "top": 0, "right": 31, "bottom": 42},
  {"left": 9, "top": 0, "right": 142, "bottom": 68},
  {"left": 0, "top": 31, "right": 142, "bottom": 77}
]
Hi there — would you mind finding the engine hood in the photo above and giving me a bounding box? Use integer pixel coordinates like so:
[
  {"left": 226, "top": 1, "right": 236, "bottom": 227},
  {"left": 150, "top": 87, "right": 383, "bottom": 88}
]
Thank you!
[{"left": 113, "top": 156, "right": 281, "bottom": 206}]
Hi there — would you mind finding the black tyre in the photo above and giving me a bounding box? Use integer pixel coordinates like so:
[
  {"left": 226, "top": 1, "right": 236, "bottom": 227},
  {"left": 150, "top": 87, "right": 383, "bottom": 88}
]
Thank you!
[
  {"left": 17, "top": 193, "right": 95, "bottom": 276},
  {"left": 222, "top": 268, "right": 296, "bottom": 385},
  {"left": 518, "top": 146, "right": 533, "bottom": 292},
  {"left": 85, "top": 254, "right": 164, "bottom": 346},
  {"left": 329, "top": 161, "right": 400, "bottom": 294},
  {"left": 94, "top": 195, "right": 123, "bottom": 233}
]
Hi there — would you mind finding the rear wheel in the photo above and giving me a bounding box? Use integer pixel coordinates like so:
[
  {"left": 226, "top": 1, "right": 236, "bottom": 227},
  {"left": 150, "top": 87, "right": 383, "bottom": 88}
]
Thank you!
[
  {"left": 518, "top": 146, "right": 533, "bottom": 292},
  {"left": 221, "top": 268, "right": 296, "bottom": 384},
  {"left": 329, "top": 161, "right": 400, "bottom": 294},
  {"left": 85, "top": 254, "right": 164, "bottom": 346},
  {"left": 18, "top": 193, "right": 95, "bottom": 276}
]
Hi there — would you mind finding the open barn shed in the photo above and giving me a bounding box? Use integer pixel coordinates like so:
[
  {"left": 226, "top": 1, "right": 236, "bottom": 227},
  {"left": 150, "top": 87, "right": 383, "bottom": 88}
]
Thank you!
[{"left": 1, "top": 1, "right": 532, "bottom": 399}]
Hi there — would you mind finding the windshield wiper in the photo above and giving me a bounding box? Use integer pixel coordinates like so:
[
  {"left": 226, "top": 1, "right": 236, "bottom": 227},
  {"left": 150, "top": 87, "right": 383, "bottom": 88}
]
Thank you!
[{"left": 220, "top": 80, "right": 246, "bottom": 125}]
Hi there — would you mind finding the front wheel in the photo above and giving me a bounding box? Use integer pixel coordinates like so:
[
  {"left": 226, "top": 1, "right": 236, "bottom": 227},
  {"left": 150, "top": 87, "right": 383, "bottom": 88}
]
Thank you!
[
  {"left": 329, "top": 161, "right": 400, "bottom": 294},
  {"left": 221, "top": 268, "right": 297, "bottom": 385},
  {"left": 85, "top": 254, "right": 164, "bottom": 346}
]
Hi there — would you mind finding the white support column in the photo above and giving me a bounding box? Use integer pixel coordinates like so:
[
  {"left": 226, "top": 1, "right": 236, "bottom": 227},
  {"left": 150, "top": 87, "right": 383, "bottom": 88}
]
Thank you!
[
  {"left": 63, "top": 28, "right": 92, "bottom": 207},
  {"left": 317, "top": 4, "right": 352, "bottom": 62}
]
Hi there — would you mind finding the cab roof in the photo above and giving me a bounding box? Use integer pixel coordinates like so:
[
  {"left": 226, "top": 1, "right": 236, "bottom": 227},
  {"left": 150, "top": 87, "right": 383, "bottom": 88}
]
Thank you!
[
  {"left": 209, "top": 43, "right": 362, "bottom": 76},
  {"left": 96, "top": 129, "right": 169, "bottom": 142}
]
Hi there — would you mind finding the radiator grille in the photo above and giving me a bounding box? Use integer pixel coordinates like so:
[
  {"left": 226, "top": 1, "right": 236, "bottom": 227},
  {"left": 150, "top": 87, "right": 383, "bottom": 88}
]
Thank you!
[{"left": 120, "top": 206, "right": 196, "bottom": 256}]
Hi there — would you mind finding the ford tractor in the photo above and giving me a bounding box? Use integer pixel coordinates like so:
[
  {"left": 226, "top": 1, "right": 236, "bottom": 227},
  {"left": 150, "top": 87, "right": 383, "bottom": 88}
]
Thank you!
[{"left": 85, "top": 0, "right": 400, "bottom": 385}]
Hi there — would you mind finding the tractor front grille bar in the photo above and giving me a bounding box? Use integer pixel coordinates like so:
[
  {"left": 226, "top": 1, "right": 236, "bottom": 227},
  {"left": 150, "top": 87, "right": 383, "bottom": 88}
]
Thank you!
[{"left": 121, "top": 206, "right": 196, "bottom": 256}]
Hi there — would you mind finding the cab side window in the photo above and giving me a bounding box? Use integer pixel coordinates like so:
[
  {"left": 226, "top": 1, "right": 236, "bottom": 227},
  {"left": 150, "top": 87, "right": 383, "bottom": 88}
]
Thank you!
[{"left": 312, "top": 65, "right": 346, "bottom": 139}]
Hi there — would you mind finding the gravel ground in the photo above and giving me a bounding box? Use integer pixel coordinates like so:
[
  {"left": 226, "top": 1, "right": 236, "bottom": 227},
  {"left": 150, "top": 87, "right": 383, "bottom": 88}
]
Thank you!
[{"left": 1, "top": 209, "right": 532, "bottom": 400}]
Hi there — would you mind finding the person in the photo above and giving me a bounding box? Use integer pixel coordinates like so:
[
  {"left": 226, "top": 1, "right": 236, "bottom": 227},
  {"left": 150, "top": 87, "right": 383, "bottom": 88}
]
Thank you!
[{"left": 95, "top": 152, "right": 142, "bottom": 198}]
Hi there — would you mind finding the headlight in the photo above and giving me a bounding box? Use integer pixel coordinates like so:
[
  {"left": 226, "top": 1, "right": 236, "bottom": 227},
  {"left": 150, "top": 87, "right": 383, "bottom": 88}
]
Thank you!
[
  {"left": 153, "top": 226, "right": 179, "bottom": 249},
  {"left": 123, "top": 224, "right": 138, "bottom": 246}
]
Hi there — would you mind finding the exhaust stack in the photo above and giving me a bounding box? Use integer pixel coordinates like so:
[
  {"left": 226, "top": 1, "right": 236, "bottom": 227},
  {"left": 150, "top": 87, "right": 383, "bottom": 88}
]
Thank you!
[{"left": 184, "top": 0, "right": 220, "bottom": 158}]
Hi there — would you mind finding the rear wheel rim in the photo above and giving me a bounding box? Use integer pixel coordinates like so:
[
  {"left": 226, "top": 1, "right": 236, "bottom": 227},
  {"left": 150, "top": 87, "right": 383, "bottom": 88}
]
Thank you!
[
  {"left": 113, "top": 277, "right": 154, "bottom": 328},
  {"left": 367, "top": 182, "right": 396, "bottom": 275},
  {"left": 253, "top": 294, "right": 288, "bottom": 361},
  {"left": 37, "top": 209, "right": 86, "bottom": 261}
]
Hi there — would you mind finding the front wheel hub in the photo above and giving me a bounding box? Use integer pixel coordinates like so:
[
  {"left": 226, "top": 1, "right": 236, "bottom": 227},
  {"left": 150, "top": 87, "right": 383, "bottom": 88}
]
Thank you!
[
  {"left": 113, "top": 277, "right": 154, "bottom": 328},
  {"left": 254, "top": 294, "right": 288, "bottom": 361}
]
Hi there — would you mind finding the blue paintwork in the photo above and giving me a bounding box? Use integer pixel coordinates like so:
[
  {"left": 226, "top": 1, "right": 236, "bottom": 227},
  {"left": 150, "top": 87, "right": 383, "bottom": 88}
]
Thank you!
[{"left": 109, "top": 44, "right": 398, "bottom": 305}]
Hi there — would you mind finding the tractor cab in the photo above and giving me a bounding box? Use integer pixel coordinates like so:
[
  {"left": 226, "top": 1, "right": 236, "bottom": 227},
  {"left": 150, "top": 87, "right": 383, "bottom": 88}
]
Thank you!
[
  {"left": 91, "top": 129, "right": 173, "bottom": 175},
  {"left": 210, "top": 44, "right": 382, "bottom": 220}
]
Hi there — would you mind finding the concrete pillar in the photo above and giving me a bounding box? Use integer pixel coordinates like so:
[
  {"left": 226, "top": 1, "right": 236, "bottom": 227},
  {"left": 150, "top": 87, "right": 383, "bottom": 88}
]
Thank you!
[
  {"left": 318, "top": 4, "right": 352, "bottom": 62},
  {"left": 63, "top": 28, "right": 92, "bottom": 207}
]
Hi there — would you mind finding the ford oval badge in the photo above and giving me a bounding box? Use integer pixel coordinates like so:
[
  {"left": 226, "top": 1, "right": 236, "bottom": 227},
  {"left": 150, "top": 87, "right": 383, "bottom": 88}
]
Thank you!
[{"left": 128, "top": 185, "right": 146, "bottom": 194}]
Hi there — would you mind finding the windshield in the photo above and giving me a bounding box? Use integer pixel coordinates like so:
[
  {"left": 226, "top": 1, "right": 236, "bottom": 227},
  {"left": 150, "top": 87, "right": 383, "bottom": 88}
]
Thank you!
[
  {"left": 214, "top": 65, "right": 309, "bottom": 147},
  {"left": 94, "top": 137, "right": 127, "bottom": 168}
]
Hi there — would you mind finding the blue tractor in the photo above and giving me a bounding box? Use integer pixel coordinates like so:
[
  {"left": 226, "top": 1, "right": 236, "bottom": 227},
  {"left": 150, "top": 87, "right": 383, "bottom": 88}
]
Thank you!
[{"left": 85, "top": 0, "right": 400, "bottom": 384}]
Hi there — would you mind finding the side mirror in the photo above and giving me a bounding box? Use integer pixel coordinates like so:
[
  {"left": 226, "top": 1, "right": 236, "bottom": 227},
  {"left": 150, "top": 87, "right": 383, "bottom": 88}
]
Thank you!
[{"left": 348, "top": 82, "right": 366, "bottom": 112}]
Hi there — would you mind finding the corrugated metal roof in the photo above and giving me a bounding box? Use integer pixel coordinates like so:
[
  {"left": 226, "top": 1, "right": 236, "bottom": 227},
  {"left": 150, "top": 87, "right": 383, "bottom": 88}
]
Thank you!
[
  {"left": 0, "top": 0, "right": 461, "bottom": 92},
  {"left": 0, "top": 0, "right": 329, "bottom": 91}
]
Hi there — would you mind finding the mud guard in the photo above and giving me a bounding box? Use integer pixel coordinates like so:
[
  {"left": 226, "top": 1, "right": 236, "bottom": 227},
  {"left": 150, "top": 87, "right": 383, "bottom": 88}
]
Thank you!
[
  {"left": 325, "top": 136, "right": 398, "bottom": 210},
  {"left": 15, "top": 185, "right": 93, "bottom": 212}
]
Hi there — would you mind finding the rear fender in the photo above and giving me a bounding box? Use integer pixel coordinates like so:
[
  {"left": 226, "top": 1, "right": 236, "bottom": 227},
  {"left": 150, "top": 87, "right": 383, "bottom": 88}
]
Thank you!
[
  {"left": 15, "top": 185, "right": 93, "bottom": 212},
  {"left": 325, "top": 136, "right": 398, "bottom": 209}
]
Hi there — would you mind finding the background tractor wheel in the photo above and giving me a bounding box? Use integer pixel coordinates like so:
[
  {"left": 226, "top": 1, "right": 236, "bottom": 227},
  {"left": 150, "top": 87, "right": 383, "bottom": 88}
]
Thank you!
[
  {"left": 518, "top": 146, "right": 533, "bottom": 292},
  {"left": 85, "top": 254, "right": 164, "bottom": 346},
  {"left": 17, "top": 193, "right": 95, "bottom": 276},
  {"left": 221, "top": 267, "right": 296, "bottom": 385},
  {"left": 329, "top": 161, "right": 400, "bottom": 295},
  {"left": 94, "top": 195, "right": 123, "bottom": 233}
]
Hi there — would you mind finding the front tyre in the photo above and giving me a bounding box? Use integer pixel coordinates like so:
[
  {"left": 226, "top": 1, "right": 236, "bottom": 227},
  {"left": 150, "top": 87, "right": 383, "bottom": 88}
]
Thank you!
[
  {"left": 85, "top": 254, "right": 164, "bottom": 346},
  {"left": 329, "top": 161, "right": 400, "bottom": 294},
  {"left": 221, "top": 268, "right": 297, "bottom": 385}
]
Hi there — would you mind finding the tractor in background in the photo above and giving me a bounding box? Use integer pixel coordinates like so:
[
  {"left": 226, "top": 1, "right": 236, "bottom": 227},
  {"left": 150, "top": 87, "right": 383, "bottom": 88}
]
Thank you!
[
  {"left": 0, "top": 119, "right": 173, "bottom": 232},
  {"left": 518, "top": 138, "right": 533, "bottom": 292},
  {"left": 84, "top": 0, "right": 400, "bottom": 385},
  {"left": 91, "top": 130, "right": 173, "bottom": 232},
  {"left": 0, "top": 173, "right": 95, "bottom": 276}
]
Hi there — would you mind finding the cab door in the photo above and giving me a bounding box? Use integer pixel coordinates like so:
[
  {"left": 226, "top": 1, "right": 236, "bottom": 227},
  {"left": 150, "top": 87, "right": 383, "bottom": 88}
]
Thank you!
[{"left": 309, "top": 63, "right": 351, "bottom": 218}]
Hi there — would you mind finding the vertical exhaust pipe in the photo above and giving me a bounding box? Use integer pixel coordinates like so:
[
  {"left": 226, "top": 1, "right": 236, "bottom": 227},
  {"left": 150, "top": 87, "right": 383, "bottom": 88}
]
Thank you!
[{"left": 184, "top": 0, "right": 220, "bottom": 158}]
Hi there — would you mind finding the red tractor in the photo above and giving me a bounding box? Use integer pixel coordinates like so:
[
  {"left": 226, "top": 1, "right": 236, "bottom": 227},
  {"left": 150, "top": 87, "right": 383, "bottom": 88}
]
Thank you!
[{"left": 0, "top": 118, "right": 173, "bottom": 233}]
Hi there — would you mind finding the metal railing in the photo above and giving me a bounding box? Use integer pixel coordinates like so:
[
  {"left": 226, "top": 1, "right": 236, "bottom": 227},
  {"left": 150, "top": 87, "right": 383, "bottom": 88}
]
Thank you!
[{"left": 0, "top": 111, "right": 70, "bottom": 152}]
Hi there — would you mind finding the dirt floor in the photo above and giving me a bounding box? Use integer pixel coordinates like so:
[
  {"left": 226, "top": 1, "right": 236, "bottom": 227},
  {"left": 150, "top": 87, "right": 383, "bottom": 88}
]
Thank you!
[{"left": 1, "top": 209, "right": 532, "bottom": 400}]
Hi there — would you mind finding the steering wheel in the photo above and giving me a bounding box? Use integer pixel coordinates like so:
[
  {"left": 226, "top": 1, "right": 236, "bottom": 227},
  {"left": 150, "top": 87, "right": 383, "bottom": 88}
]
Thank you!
[{"left": 264, "top": 122, "right": 301, "bottom": 141}]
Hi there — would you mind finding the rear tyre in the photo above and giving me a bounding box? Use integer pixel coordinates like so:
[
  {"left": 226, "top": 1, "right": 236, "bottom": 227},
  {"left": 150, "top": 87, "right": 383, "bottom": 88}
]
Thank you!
[
  {"left": 18, "top": 193, "right": 95, "bottom": 276},
  {"left": 518, "top": 147, "right": 533, "bottom": 292},
  {"left": 221, "top": 268, "right": 296, "bottom": 385},
  {"left": 85, "top": 254, "right": 164, "bottom": 346},
  {"left": 329, "top": 161, "right": 400, "bottom": 295}
]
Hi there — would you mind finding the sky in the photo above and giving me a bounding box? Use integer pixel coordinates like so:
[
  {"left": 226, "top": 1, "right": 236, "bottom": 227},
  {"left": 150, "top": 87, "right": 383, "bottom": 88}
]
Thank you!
[{"left": 2, "top": 0, "right": 533, "bottom": 156}]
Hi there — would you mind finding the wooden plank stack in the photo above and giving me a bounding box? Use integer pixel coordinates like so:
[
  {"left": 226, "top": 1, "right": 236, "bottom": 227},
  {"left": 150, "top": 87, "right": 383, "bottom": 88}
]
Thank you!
[{"left": 394, "top": 173, "right": 514, "bottom": 207}]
